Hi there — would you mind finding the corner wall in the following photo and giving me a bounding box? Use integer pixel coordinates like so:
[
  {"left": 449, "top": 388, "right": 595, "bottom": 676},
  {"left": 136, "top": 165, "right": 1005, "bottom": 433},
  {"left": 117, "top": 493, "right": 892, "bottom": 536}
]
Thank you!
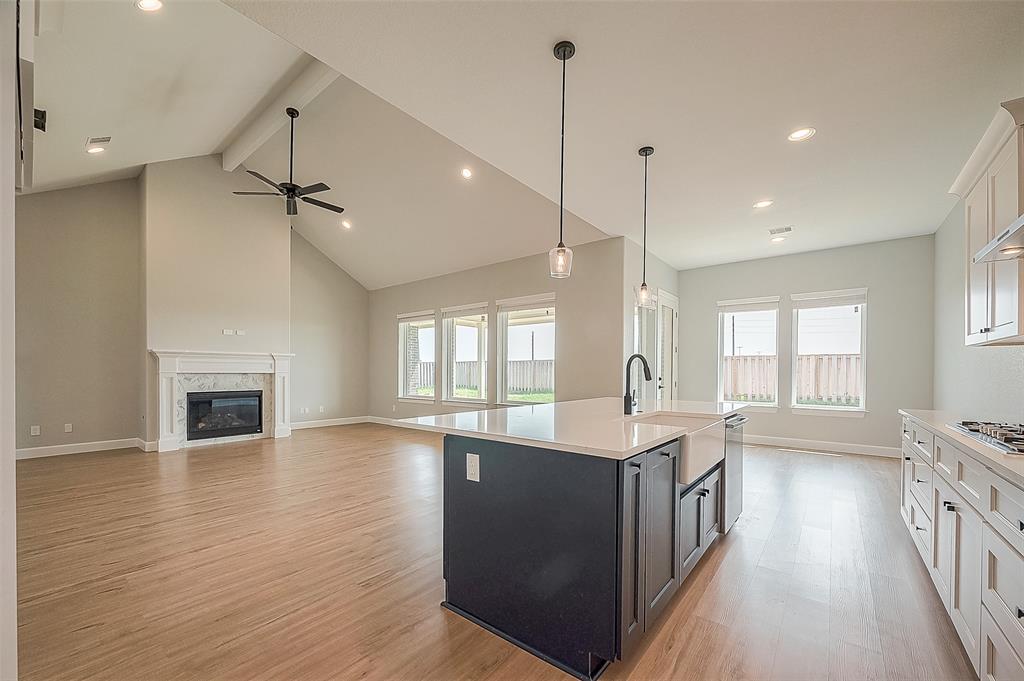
[{"left": 677, "top": 236, "right": 935, "bottom": 450}]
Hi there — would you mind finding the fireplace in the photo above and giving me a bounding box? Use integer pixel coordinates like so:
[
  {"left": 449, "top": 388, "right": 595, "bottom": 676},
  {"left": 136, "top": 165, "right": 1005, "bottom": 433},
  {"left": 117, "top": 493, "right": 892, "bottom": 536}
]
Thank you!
[{"left": 186, "top": 390, "right": 263, "bottom": 441}]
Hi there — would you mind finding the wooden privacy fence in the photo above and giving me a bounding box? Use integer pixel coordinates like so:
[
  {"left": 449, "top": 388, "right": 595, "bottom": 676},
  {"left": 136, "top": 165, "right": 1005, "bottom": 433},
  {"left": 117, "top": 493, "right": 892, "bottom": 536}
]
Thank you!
[
  {"left": 417, "top": 360, "right": 553, "bottom": 393},
  {"left": 722, "top": 354, "right": 862, "bottom": 406}
]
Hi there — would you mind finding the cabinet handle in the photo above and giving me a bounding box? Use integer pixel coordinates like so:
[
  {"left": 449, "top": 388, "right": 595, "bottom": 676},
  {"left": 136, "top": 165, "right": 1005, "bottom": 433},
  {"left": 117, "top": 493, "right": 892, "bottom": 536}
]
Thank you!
[
  {"left": 1018, "top": 520, "right": 1023, "bottom": 533},
  {"left": 1017, "top": 607, "right": 1024, "bottom": 619},
  {"left": 698, "top": 489, "right": 709, "bottom": 497},
  {"left": 629, "top": 461, "right": 642, "bottom": 469},
  {"left": 915, "top": 479, "right": 926, "bottom": 484},
  {"left": 915, "top": 440, "right": 927, "bottom": 447},
  {"left": 943, "top": 501, "right": 957, "bottom": 513},
  {"left": 904, "top": 456, "right": 911, "bottom": 461},
  {"left": 914, "top": 525, "right": 927, "bottom": 532},
  {"left": 660, "top": 451, "right": 672, "bottom": 457}
]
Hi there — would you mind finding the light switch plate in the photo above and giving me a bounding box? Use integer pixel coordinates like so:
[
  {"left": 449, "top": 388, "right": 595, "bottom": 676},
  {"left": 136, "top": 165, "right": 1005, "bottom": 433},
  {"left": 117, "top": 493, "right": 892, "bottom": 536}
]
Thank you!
[
  {"left": 64, "top": 423, "right": 73, "bottom": 433},
  {"left": 30, "top": 425, "right": 40, "bottom": 436},
  {"left": 222, "top": 328, "right": 235, "bottom": 336},
  {"left": 466, "top": 453, "right": 480, "bottom": 482}
]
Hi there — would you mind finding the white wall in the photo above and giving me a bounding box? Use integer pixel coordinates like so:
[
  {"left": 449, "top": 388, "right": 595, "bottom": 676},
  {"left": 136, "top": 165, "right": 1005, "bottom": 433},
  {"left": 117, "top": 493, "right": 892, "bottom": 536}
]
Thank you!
[
  {"left": 367, "top": 237, "right": 626, "bottom": 419},
  {"left": 15, "top": 180, "right": 142, "bottom": 449},
  {"left": 290, "top": 232, "right": 369, "bottom": 421},
  {"left": 678, "top": 236, "right": 935, "bottom": 451},
  {"left": 933, "top": 200, "right": 1024, "bottom": 421},
  {"left": 1, "top": 0, "right": 18, "bottom": 673}
]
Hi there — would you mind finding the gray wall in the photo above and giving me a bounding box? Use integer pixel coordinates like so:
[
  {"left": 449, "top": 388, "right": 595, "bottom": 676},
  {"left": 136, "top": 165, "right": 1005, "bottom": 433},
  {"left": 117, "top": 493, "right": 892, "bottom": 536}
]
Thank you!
[
  {"left": 290, "top": 232, "right": 369, "bottom": 422},
  {"left": 15, "top": 180, "right": 142, "bottom": 448},
  {"left": 933, "top": 201, "right": 1024, "bottom": 422},
  {"left": 677, "top": 235, "right": 935, "bottom": 449},
  {"left": 368, "top": 237, "right": 626, "bottom": 419}
]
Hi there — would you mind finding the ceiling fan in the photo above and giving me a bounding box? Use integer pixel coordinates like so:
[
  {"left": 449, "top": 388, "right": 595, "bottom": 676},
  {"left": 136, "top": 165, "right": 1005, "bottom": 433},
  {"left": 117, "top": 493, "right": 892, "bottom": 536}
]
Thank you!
[{"left": 233, "top": 107, "right": 344, "bottom": 216}]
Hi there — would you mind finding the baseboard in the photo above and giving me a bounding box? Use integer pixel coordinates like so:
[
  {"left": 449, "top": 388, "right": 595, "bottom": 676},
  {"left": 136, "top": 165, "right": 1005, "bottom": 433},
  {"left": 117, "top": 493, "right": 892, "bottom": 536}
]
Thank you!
[
  {"left": 16, "top": 437, "right": 148, "bottom": 460},
  {"left": 291, "top": 416, "right": 371, "bottom": 430},
  {"left": 743, "top": 434, "right": 900, "bottom": 459},
  {"left": 365, "top": 416, "right": 398, "bottom": 425}
]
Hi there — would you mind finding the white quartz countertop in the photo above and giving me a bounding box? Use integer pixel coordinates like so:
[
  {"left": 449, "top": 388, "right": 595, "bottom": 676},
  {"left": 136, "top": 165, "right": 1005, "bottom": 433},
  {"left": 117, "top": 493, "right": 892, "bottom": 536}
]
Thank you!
[
  {"left": 392, "top": 397, "right": 747, "bottom": 460},
  {"left": 899, "top": 409, "right": 1024, "bottom": 488}
]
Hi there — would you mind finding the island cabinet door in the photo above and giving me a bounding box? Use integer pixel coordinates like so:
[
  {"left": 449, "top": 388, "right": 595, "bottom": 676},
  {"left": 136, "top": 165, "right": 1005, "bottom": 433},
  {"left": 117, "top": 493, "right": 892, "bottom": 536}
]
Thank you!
[
  {"left": 620, "top": 452, "right": 647, "bottom": 659},
  {"left": 644, "top": 441, "right": 681, "bottom": 626},
  {"left": 679, "top": 482, "right": 704, "bottom": 581},
  {"left": 700, "top": 468, "right": 722, "bottom": 544}
]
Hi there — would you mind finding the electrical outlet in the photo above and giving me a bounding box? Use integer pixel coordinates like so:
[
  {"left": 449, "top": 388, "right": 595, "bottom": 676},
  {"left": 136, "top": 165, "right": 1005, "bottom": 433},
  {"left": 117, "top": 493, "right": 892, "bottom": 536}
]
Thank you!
[
  {"left": 64, "top": 423, "right": 73, "bottom": 433},
  {"left": 319, "top": 406, "right": 325, "bottom": 414},
  {"left": 392, "top": 404, "right": 396, "bottom": 413},
  {"left": 30, "top": 425, "right": 40, "bottom": 436},
  {"left": 222, "top": 328, "right": 235, "bottom": 336},
  {"left": 466, "top": 453, "right": 480, "bottom": 482}
]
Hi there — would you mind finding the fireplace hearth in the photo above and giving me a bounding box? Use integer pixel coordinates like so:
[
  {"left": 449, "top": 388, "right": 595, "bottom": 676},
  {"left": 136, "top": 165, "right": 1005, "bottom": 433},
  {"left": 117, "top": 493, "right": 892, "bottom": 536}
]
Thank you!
[{"left": 186, "top": 390, "right": 263, "bottom": 441}]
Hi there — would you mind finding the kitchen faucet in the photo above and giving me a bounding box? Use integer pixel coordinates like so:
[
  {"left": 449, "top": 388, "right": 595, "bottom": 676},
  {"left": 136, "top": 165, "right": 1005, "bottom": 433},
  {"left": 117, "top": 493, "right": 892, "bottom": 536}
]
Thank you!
[{"left": 624, "top": 353, "right": 653, "bottom": 415}]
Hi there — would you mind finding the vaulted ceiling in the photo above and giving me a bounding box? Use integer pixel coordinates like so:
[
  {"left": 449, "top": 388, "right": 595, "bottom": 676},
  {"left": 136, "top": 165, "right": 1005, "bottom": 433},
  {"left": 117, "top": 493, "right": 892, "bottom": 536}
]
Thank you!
[
  {"left": 227, "top": 0, "right": 1024, "bottom": 271},
  {"left": 30, "top": 0, "right": 307, "bottom": 192}
]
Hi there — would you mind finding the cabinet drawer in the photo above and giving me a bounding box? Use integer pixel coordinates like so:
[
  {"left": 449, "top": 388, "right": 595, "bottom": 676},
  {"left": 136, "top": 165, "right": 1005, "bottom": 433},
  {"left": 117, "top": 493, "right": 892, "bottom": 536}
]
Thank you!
[
  {"left": 982, "top": 605, "right": 1024, "bottom": 681},
  {"left": 933, "top": 436, "right": 957, "bottom": 486},
  {"left": 954, "top": 449, "right": 987, "bottom": 517},
  {"left": 983, "top": 523, "right": 1024, "bottom": 662},
  {"left": 902, "top": 416, "right": 913, "bottom": 445},
  {"left": 909, "top": 423, "right": 934, "bottom": 466},
  {"left": 907, "top": 487, "right": 933, "bottom": 565},
  {"left": 986, "top": 470, "right": 1024, "bottom": 557},
  {"left": 906, "top": 446, "right": 933, "bottom": 518}
]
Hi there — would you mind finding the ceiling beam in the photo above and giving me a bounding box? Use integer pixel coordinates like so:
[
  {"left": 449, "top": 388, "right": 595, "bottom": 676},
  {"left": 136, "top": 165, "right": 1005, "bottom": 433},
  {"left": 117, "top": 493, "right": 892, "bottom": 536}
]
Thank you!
[{"left": 221, "top": 58, "right": 338, "bottom": 172}]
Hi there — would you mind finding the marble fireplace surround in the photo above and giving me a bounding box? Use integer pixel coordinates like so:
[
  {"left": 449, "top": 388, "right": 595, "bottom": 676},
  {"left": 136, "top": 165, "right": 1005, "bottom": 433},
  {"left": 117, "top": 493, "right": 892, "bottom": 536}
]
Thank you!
[{"left": 151, "top": 350, "right": 293, "bottom": 452}]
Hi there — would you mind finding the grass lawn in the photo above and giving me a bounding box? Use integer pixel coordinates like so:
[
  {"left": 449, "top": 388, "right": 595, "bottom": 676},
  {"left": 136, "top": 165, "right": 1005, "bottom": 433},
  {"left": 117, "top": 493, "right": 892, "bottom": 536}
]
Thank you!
[{"left": 507, "top": 391, "right": 554, "bottom": 404}]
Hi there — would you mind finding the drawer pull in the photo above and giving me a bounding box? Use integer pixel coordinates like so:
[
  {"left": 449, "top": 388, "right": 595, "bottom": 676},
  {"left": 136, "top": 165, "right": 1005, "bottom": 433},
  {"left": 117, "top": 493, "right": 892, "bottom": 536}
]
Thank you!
[
  {"left": 915, "top": 479, "right": 926, "bottom": 484},
  {"left": 1018, "top": 607, "right": 1024, "bottom": 619},
  {"left": 660, "top": 451, "right": 672, "bottom": 457},
  {"left": 914, "top": 525, "right": 927, "bottom": 532},
  {"left": 1019, "top": 520, "right": 1023, "bottom": 533},
  {"left": 629, "top": 461, "right": 642, "bottom": 469},
  {"left": 698, "top": 489, "right": 709, "bottom": 497},
  {"left": 904, "top": 456, "right": 911, "bottom": 461},
  {"left": 915, "top": 440, "right": 927, "bottom": 446}
]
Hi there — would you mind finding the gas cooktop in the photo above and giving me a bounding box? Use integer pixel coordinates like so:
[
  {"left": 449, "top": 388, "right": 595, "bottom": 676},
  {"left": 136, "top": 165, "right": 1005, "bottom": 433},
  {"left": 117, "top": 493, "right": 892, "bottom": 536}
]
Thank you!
[{"left": 948, "top": 421, "right": 1024, "bottom": 455}]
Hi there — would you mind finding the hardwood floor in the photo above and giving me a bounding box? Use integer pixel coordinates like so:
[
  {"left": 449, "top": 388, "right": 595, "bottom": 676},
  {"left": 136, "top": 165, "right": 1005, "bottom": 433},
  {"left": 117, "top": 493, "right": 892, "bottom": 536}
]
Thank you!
[{"left": 17, "top": 425, "right": 975, "bottom": 681}]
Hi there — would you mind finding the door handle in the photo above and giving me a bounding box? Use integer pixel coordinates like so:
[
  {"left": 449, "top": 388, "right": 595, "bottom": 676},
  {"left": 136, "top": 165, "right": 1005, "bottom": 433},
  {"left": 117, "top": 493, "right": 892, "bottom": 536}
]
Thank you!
[
  {"left": 629, "top": 461, "right": 642, "bottom": 469},
  {"left": 660, "top": 450, "right": 672, "bottom": 457}
]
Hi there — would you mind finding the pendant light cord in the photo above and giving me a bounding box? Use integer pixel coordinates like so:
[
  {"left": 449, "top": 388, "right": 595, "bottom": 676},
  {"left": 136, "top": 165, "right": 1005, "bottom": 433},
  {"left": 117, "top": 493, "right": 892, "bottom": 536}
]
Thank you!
[
  {"left": 642, "top": 153, "right": 648, "bottom": 284},
  {"left": 289, "top": 115, "right": 295, "bottom": 185},
  {"left": 558, "top": 56, "right": 566, "bottom": 247}
]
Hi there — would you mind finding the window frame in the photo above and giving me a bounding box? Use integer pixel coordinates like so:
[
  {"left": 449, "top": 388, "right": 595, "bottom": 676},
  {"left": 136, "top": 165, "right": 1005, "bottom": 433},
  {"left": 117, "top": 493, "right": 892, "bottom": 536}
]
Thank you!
[
  {"left": 496, "top": 293, "right": 556, "bottom": 406},
  {"left": 716, "top": 296, "right": 780, "bottom": 408},
  {"left": 441, "top": 302, "right": 490, "bottom": 404},
  {"left": 396, "top": 310, "right": 437, "bottom": 402},
  {"left": 789, "top": 288, "right": 868, "bottom": 414}
]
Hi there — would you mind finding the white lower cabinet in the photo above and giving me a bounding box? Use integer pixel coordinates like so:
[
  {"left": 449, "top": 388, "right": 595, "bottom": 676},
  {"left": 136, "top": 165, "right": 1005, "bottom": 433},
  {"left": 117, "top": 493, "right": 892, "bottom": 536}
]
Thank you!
[{"left": 902, "top": 412, "right": 1024, "bottom": 679}]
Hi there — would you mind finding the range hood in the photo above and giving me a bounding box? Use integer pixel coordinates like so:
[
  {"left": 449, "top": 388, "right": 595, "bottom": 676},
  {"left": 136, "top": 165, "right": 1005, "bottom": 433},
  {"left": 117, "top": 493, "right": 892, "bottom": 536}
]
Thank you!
[{"left": 974, "top": 212, "right": 1024, "bottom": 264}]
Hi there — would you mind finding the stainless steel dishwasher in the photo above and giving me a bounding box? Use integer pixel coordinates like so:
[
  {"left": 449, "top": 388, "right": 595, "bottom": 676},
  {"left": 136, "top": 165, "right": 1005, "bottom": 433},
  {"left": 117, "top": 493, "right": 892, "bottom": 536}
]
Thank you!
[{"left": 722, "top": 413, "right": 748, "bottom": 533}]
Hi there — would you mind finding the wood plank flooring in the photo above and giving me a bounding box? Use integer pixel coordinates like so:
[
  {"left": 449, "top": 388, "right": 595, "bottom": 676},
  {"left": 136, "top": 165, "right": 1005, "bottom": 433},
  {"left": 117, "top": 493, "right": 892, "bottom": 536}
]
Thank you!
[{"left": 17, "top": 425, "right": 976, "bottom": 680}]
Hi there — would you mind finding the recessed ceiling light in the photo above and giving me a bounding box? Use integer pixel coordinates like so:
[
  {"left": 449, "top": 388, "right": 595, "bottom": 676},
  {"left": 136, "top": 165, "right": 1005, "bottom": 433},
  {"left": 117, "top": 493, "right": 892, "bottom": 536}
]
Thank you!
[
  {"left": 135, "top": 0, "right": 163, "bottom": 11},
  {"left": 84, "top": 136, "right": 110, "bottom": 154},
  {"left": 461, "top": 167, "right": 473, "bottom": 179},
  {"left": 753, "top": 199, "right": 774, "bottom": 209},
  {"left": 787, "top": 127, "right": 816, "bottom": 142},
  {"left": 86, "top": 146, "right": 105, "bottom": 154},
  {"left": 770, "top": 235, "right": 787, "bottom": 243},
  {"left": 769, "top": 226, "right": 793, "bottom": 243},
  {"left": 341, "top": 219, "right": 352, "bottom": 230},
  {"left": 1000, "top": 246, "right": 1024, "bottom": 256}
]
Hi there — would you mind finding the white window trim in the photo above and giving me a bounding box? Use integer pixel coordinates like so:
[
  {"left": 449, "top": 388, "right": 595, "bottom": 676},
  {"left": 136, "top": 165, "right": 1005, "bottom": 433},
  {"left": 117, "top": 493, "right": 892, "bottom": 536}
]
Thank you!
[
  {"left": 441, "top": 305, "right": 489, "bottom": 403},
  {"left": 497, "top": 300, "right": 556, "bottom": 405},
  {"left": 790, "top": 289, "right": 868, "bottom": 412},
  {"left": 716, "top": 300, "right": 780, "bottom": 408},
  {"left": 397, "top": 310, "right": 438, "bottom": 401}
]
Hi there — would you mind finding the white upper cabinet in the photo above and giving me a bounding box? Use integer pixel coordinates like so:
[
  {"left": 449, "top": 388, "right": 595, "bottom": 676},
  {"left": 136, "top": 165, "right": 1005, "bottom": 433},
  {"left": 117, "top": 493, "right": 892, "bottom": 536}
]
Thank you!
[{"left": 953, "top": 98, "right": 1024, "bottom": 346}]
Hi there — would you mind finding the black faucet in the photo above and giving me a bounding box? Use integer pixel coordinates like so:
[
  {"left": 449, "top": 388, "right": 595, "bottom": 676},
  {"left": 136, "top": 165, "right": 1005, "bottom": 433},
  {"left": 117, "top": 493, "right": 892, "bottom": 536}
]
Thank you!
[{"left": 624, "top": 353, "right": 653, "bottom": 415}]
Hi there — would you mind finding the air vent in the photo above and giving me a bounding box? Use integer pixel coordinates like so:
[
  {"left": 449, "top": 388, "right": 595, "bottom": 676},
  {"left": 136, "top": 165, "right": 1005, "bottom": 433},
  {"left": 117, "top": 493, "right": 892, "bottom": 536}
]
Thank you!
[
  {"left": 84, "top": 136, "right": 110, "bottom": 154},
  {"left": 768, "top": 226, "right": 793, "bottom": 237},
  {"left": 86, "top": 136, "right": 111, "bottom": 145}
]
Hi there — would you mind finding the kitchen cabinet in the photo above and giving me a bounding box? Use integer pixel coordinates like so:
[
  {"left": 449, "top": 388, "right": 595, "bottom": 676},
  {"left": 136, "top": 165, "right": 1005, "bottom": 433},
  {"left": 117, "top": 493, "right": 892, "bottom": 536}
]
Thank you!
[
  {"left": 958, "top": 100, "right": 1024, "bottom": 346},
  {"left": 981, "top": 605, "right": 1024, "bottom": 681},
  {"left": 936, "top": 477, "right": 984, "bottom": 672},
  {"left": 982, "top": 523, "right": 1024, "bottom": 665},
  {"left": 620, "top": 452, "right": 647, "bottom": 658},
  {"left": 644, "top": 441, "right": 680, "bottom": 626},
  {"left": 679, "top": 467, "right": 721, "bottom": 582}
]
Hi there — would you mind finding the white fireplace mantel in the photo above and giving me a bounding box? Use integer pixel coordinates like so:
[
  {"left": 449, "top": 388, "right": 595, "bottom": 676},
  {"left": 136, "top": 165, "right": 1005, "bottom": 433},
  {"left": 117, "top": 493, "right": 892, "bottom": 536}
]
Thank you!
[{"left": 150, "top": 350, "right": 294, "bottom": 452}]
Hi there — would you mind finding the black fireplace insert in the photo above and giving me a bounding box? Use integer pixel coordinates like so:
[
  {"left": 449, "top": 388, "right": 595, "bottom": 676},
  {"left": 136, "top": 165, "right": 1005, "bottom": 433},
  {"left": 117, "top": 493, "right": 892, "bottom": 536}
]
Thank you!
[{"left": 186, "top": 390, "right": 263, "bottom": 441}]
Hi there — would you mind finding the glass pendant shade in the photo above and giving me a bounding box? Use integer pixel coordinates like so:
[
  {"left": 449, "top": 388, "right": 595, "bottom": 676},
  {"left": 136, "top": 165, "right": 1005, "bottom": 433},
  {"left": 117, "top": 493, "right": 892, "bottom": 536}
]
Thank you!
[
  {"left": 549, "top": 243, "right": 573, "bottom": 278},
  {"left": 638, "top": 282, "right": 653, "bottom": 308}
]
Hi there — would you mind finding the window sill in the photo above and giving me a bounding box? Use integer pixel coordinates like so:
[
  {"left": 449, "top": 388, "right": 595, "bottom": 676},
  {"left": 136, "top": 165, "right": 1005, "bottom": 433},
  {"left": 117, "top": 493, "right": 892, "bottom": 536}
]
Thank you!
[
  {"left": 498, "top": 401, "right": 553, "bottom": 407},
  {"left": 792, "top": 406, "right": 867, "bottom": 418},
  {"left": 740, "top": 404, "right": 778, "bottom": 413},
  {"left": 397, "top": 396, "right": 436, "bottom": 404},
  {"left": 442, "top": 399, "right": 489, "bottom": 407}
]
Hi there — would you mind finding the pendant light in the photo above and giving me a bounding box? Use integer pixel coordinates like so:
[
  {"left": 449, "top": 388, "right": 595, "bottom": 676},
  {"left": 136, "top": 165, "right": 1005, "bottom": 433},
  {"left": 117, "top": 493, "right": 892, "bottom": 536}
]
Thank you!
[
  {"left": 637, "top": 145, "right": 655, "bottom": 308},
  {"left": 549, "top": 40, "right": 575, "bottom": 278}
]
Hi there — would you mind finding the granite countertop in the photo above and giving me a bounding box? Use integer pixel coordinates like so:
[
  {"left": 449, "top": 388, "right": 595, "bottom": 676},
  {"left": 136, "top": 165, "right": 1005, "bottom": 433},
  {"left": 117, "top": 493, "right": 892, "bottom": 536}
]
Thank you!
[
  {"left": 899, "top": 408, "right": 1024, "bottom": 488},
  {"left": 392, "top": 396, "right": 747, "bottom": 460}
]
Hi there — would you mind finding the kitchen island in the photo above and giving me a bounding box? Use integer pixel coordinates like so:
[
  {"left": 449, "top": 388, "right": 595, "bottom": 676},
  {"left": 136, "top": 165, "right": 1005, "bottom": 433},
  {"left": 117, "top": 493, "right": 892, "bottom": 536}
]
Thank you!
[{"left": 394, "top": 397, "right": 747, "bottom": 680}]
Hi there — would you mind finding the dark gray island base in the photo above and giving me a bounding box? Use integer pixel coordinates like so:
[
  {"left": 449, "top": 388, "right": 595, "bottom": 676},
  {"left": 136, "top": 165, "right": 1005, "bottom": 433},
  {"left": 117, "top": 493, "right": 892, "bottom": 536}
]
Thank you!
[{"left": 441, "top": 434, "right": 724, "bottom": 680}]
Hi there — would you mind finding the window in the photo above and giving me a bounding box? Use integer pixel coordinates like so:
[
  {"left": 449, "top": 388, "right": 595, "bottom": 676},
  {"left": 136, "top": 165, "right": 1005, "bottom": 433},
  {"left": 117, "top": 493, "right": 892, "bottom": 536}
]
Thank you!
[
  {"left": 397, "top": 311, "right": 436, "bottom": 399},
  {"left": 442, "top": 305, "right": 488, "bottom": 401},
  {"left": 791, "top": 288, "right": 867, "bottom": 410},
  {"left": 717, "top": 297, "right": 779, "bottom": 406},
  {"left": 498, "top": 296, "right": 555, "bottom": 404}
]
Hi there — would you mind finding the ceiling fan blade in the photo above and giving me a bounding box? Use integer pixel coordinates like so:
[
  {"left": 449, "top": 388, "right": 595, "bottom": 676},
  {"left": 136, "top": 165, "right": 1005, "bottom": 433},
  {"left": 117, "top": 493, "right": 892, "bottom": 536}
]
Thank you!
[
  {"left": 286, "top": 198, "right": 298, "bottom": 216},
  {"left": 233, "top": 191, "right": 280, "bottom": 195},
  {"left": 246, "top": 169, "right": 283, "bottom": 190},
  {"left": 297, "top": 182, "right": 330, "bottom": 196},
  {"left": 301, "top": 196, "right": 345, "bottom": 214}
]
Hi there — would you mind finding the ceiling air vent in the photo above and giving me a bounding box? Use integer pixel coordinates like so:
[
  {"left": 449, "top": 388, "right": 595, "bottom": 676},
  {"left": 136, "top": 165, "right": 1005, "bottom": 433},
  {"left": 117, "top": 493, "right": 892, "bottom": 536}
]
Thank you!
[
  {"left": 84, "top": 136, "right": 110, "bottom": 154},
  {"left": 768, "top": 226, "right": 793, "bottom": 237}
]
